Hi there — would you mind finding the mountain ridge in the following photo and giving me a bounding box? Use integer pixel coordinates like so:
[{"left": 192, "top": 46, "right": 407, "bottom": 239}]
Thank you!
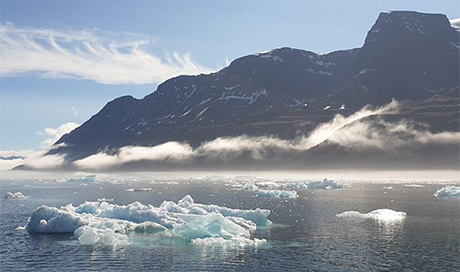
[{"left": 46, "top": 11, "right": 459, "bottom": 169}]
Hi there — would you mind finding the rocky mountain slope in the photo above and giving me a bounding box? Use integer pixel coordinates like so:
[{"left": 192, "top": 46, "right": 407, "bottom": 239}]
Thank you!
[{"left": 49, "top": 11, "right": 459, "bottom": 169}]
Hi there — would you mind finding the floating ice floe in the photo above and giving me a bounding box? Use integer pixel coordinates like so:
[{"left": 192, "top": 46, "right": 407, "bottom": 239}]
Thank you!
[
  {"left": 256, "top": 181, "right": 282, "bottom": 189},
  {"left": 66, "top": 175, "right": 96, "bottom": 183},
  {"left": 257, "top": 190, "right": 298, "bottom": 198},
  {"left": 240, "top": 181, "right": 259, "bottom": 191},
  {"left": 284, "top": 181, "right": 309, "bottom": 189},
  {"left": 383, "top": 186, "right": 394, "bottom": 190},
  {"left": 336, "top": 209, "right": 406, "bottom": 223},
  {"left": 404, "top": 184, "right": 425, "bottom": 188},
  {"left": 307, "top": 178, "right": 342, "bottom": 190},
  {"left": 26, "top": 195, "right": 270, "bottom": 247},
  {"left": 433, "top": 186, "right": 460, "bottom": 198},
  {"left": 4, "top": 192, "right": 29, "bottom": 199},
  {"left": 126, "top": 188, "right": 153, "bottom": 192}
]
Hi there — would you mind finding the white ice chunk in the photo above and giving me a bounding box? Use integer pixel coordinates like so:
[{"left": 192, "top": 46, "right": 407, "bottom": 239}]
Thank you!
[
  {"left": 66, "top": 174, "right": 96, "bottom": 183},
  {"left": 4, "top": 192, "right": 29, "bottom": 199},
  {"left": 337, "top": 209, "right": 406, "bottom": 222},
  {"left": 240, "top": 181, "right": 259, "bottom": 191},
  {"left": 308, "top": 178, "right": 342, "bottom": 189},
  {"left": 433, "top": 186, "right": 460, "bottom": 197},
  {"left": 26, "top": 195, "right": 271, "bottom": 247},
  {"left": 256, "top": 181, "right": 282, "bottom": 188},
  {"left": 404, "top": 184, "right": 425, "bottom": 188},
  {"left": 257, "top": 189, "right": 298, "bottom": 198},
  {"left": 283, "top": 181, "right": 309, "bottom": 189},
  {"left": 126, "top": 188, "right": 153, "bottom": 192}
]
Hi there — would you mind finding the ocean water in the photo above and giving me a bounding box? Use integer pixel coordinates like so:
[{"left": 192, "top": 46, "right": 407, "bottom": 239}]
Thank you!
[{"left": 0, "top": 174, "right": 459, "bottom": 272}]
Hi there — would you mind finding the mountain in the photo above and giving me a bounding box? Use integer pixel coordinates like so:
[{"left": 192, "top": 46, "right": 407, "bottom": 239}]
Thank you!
[{"left": 48, "top": 11, "right": 459, "bottom": 169}]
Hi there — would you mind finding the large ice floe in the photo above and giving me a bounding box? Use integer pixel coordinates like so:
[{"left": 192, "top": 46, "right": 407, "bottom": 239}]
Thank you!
[
  {"left": 4, "top": 191, "right": 29, "bottom": 199},
  {"left": 257, "top": 190, "right": 298, "bottom": 198},
  {"left": 26, "top": 195, "right": 270, "bottom": 247},
  {"left": 336, "top": 209, "right": 406, "bottom": 223},
  {"left": 433, "top": 186, "right": 460, "bottom": 198}
]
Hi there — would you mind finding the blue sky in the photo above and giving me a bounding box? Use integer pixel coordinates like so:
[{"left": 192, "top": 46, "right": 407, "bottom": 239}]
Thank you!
[{"left": 1, "top": 0, "right": 459, "bottom": 151}]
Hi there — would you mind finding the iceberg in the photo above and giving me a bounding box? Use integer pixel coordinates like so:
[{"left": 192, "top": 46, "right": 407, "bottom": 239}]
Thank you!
[
  {"left": 284, "top": 181, "right": 309, "bottom": 189},
  {"left": 336, "top": 208, "right": 406, "bottom": 222},
  {"left": 4, "top": 192, "right": 29, "bottom": 199},
  {"left": 66, "top": 174, "right": 96, "bottom": 183},
  {"left": 308, "top": 178, "right": 342, "bottom": 189},
  {"left": 240, "top": 181, "right": 259, "bottom": 191},
  {"left": 433, "top": 186, "right": 460, "bottom": 197},
  {"left": 26, "top": 195, "right": 271, "bottom": 247},
  {"left": 257, "top": 189, "right": 298, "bottom": 198}
]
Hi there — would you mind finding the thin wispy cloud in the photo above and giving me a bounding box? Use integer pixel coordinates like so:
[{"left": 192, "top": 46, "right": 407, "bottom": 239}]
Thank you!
[
  {"left": 70, "top": 106, "right": 79, "bottom": 117},
  {"left": 0, "top": 23, "right": 214, "bottom": 85}
]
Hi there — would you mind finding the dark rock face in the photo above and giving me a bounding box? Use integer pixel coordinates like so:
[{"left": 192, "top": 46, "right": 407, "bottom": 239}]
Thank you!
[{"left": 52, "top": 11, "right": 460, "bottom": 164}]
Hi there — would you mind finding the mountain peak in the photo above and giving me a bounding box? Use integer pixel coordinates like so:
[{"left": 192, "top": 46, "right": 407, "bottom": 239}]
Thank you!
[{"left": 368, "top": 11, "right": 452, "bottom": 38}]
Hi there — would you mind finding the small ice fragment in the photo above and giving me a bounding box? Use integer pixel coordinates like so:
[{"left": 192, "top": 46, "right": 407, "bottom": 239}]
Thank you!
[
  {"left": 404, "top": 184, "right": 425, "bottom": 188},
  {"left": 256, "top": 181, "right": 281, "bottom": 189},
  {"left": 126, "top": 188, "right": 153, "bottom": 192},
  {"left": 257, "top": 190, "right": 298, "bottom": 198},
  {"left": 97, "top": 198, "right": 114, "bottom": 202},
  {"left": 4, "top": 192, "right": 29, "bottom": 199},
  {"left": 433, "top": 186, "right": 460, "bottom": 197},
  {"left": 241, "top": 181, "right": 259, "bottom": 191},
  {"left": 337, "top": 208, "right": 406, "bottom": 223},
  {"left": 66, "top": 175, "right": 96, "bottom": 183},
  {"left": 308, "top": 178, "right": 342, "bottom": 189}
]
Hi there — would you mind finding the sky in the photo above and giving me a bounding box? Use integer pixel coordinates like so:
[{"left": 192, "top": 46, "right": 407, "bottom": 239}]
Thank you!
[{"left": 0, "top": 0, "right": 459, "bottom": 151}]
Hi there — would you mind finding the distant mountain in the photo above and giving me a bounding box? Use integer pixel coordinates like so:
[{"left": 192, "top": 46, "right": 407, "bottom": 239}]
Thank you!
[{"left": 48, "top": 11, "right": 459, "bottom": 169}]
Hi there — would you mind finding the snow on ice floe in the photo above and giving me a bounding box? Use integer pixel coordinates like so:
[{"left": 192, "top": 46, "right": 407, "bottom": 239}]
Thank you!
[
  {"left": 4, "top": 191, "right": 29, "bottom": 199},
  {"left": 336, "top": 209, "right": 406, "bottom": 223},
  {"left": 26, "top": 195, "right": 270, "bottom": 247},
  {"left": 257, "top": 190, "right": 298, "bottom": 198},
  {"left": 433, "top": 186, "right": 460, "bottom": 198},
  {"left": 383, "top": 186, "right": 394, "bottom": 190}
]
